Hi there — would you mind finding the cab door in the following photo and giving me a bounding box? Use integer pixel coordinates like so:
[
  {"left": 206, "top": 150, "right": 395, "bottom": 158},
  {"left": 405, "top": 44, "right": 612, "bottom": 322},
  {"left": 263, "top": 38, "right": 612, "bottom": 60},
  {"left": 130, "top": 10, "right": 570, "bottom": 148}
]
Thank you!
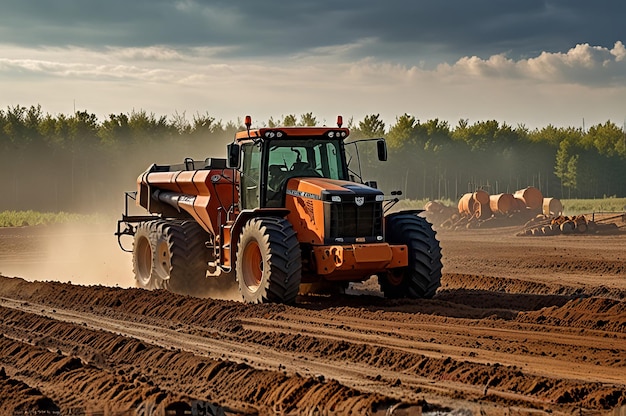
[{"left": 240, "top": 143, "right": 261, "bottom": 210}]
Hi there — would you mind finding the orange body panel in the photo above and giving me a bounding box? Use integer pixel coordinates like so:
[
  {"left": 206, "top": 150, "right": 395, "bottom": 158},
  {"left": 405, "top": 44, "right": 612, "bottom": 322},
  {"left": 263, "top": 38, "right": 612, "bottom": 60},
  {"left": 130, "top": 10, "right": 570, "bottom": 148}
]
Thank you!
[
  {"left": 312, "top": 243, "right": 407, "bottom": 280},
  {"left": 138, "top": 168, "right": 237, "bottom": 235},
  {"left": 284, "top": 177, "right": 371, "bottom": 244},
  {"left": 284, "top": 179, "right": 326, "bottom": 244}
]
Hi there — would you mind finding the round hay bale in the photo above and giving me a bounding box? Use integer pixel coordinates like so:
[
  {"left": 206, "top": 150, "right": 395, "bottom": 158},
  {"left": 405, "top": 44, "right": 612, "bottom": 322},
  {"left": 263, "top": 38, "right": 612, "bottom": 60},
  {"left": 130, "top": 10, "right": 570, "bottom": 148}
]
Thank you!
[
  {"left": 489, "top": 193, "right": 515, "bottom": 215},
  {"left": 474, "top": 190, "right": 493, "bottom": 219},
  {"left": 473, "top": 189, "right": 490, "bottom": 205},
  {"left": 542, "top": 197, "right": 563, "bottom": 216},
  {"left": 514, "top": 186, "right": 543, "bottom": 210},
  {"left": 458, "top": 193, "right": 475, "bottom": 215}
]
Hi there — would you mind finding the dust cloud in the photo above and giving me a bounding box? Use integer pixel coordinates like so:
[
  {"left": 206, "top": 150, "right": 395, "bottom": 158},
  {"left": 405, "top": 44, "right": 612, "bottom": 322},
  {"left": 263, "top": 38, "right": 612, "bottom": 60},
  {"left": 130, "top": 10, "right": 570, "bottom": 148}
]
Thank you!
[
  {"left": 0, "top": 125, "right": 245, "bottom": 295},
  {"left": 0, "top": 222, "right": 135, "bottom": 288},
  {"left": 0, "top": 220, "right": 246, "bottom": 301}
]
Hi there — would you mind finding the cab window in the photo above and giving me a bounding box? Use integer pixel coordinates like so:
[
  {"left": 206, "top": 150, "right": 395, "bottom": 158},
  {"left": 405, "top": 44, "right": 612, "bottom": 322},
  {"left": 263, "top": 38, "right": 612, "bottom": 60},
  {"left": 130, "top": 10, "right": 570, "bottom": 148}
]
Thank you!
[{"left": 241, "top": 143, "right": 261, "bottom": 209}]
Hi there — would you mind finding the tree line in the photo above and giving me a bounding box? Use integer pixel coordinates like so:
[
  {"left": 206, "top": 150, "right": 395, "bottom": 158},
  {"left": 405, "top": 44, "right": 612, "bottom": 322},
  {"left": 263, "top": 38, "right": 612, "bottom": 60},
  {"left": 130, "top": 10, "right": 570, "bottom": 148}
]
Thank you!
[{"left": 1, "top": 105, "right": 625, "bottom": 214}]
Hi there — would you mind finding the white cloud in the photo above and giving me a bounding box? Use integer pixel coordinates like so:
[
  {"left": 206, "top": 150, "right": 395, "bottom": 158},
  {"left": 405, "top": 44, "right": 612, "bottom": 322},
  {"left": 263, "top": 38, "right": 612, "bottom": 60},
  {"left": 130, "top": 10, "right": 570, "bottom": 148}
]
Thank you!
[
  {"left": 110, "top": 46, "right": 185, "bottom": 61},
  {"left": 611, "top": 41, "right": 626, "bottom": 62},
  {"left": 437, "top": 42, "right": 626, "bottom": 85}
]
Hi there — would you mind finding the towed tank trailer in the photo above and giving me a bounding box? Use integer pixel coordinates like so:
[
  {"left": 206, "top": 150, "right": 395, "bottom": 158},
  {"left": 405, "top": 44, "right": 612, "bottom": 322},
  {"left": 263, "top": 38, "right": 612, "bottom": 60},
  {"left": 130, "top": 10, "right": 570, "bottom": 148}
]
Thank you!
[{"left": 116, "top": 116, "right": 443, "bottom": 304}]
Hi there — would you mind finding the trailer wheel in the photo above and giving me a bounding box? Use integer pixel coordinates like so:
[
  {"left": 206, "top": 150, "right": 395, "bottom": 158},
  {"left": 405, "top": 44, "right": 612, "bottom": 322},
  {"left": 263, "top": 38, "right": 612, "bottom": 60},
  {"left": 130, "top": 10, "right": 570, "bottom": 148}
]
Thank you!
[
  {"left": 379, "top": 213, "right": 443, "bottom": 299},
  {"left": 153, "top": 220, "right": 210, "bottom": 295},
  {"left": 133, "top": 221, "right": 158, "bottom": 289},
  {"left": 133, "top": 220, "right": 209, "bottom": 295},
  {"left": 236, "top": 217, "right": 301, "bottom": 304}
]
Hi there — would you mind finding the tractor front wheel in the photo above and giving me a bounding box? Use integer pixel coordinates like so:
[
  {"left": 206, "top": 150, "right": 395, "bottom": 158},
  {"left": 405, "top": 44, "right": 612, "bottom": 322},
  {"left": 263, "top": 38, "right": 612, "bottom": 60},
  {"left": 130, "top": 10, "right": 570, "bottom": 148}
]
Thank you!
[
  {"left": 379, "top": 213, "right": 443, "bottom": 299},
  {"left": 236, "top": 217, "right": 301, "bottom": 304}
]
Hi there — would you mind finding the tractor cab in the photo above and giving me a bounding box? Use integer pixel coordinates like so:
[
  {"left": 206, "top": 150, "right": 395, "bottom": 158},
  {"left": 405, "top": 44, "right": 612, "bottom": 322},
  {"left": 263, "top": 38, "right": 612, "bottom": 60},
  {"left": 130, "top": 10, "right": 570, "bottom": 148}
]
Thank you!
[{"left": 227, "top": 116, "right": 386, "bottom": 210}]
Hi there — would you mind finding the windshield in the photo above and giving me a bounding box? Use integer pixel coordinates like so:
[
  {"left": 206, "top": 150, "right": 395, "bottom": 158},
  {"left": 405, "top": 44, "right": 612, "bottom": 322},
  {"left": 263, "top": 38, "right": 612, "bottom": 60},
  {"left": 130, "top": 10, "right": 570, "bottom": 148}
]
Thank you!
[
  {"left": 267, "top": 139, "right": 347, "bottom": 181},
  {"left": 264, "top": 138, "right": 348, "bottom": 207}
]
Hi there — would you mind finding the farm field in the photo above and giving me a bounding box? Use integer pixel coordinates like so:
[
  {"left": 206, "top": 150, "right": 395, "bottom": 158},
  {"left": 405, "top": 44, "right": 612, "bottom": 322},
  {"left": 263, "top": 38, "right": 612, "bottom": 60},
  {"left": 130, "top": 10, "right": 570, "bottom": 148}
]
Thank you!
[{"left": 0, "top": 223, "right": 624, "bottom": 415}]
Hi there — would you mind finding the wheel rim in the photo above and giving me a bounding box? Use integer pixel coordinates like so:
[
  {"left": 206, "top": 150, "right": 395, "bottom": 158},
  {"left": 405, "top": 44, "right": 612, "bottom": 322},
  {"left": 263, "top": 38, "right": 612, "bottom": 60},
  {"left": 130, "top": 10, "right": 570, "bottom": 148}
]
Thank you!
[
  {"left": 385, "top": 269, "right": 405, "bottom": 287},
  {"left": 155, "top": 240, "right": 171, "bottom": 279},
  {"left": 136, "top": 236, "right": 152, "bottom": 286},
  {"left": 242, "top": 240, "right": 263, "bottom": 292}
]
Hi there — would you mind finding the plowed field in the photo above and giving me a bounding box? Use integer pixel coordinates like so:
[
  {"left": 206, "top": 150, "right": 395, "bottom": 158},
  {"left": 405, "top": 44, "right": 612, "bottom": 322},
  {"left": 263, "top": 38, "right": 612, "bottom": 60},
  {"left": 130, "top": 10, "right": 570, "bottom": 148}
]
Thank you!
[{"left": 0, "top": 224, "right": 625, "bottom": 415}]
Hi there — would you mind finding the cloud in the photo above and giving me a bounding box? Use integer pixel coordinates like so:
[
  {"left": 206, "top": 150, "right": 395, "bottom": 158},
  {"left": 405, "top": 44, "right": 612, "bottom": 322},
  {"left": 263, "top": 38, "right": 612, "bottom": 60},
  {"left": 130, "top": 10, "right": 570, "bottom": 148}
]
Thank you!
[
  {"left": 110, "top": 46, "right": 185, "bottom": 61},
  {"left": 2, "top": 41, "right": 625, "bottom": 94},
  {"left": 437, "top": 42, "right": 626, "bottom": 86}
]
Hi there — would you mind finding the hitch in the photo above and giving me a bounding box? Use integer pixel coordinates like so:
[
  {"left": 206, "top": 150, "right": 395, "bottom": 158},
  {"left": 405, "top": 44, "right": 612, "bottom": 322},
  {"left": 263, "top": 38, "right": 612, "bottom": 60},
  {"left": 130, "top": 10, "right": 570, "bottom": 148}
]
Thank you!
[{"left": 115, "top": 191, "right": 159, "bottom": 252}]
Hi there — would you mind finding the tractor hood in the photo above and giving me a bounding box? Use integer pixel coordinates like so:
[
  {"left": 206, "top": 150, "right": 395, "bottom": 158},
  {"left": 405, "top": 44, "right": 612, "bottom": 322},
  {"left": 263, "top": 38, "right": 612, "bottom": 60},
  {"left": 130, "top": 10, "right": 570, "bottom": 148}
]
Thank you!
[
  {"left": 285, "top": 177, "right": 384, "bottom": 203},
  {"left": 284, "top": 177, "right": 385, "bottom": 246}
]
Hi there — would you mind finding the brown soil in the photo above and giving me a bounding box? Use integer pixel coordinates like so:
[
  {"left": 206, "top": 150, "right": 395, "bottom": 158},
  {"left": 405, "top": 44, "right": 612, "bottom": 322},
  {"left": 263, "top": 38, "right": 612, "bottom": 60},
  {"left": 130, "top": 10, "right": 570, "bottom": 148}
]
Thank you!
[{"left": 0, "top": 224, "right": 625, "bottom": 415}]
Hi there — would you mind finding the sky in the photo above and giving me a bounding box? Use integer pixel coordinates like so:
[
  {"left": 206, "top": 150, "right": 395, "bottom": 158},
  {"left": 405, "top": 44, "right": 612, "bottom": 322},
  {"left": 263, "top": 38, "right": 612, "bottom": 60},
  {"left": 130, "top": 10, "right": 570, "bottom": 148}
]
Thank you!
[{"left": 1, "top": 0, "right": 625, "bottom": 130}]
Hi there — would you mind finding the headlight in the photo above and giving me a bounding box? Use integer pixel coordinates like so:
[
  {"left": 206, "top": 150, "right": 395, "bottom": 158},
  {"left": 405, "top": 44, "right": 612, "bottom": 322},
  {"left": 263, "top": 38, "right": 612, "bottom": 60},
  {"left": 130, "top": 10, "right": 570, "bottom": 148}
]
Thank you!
[
  {"left": 376, "top": 195, "right": 384, "bottom": 202},
  {"left": 331, "top": 196, "right": 342, "bottom": 202}
]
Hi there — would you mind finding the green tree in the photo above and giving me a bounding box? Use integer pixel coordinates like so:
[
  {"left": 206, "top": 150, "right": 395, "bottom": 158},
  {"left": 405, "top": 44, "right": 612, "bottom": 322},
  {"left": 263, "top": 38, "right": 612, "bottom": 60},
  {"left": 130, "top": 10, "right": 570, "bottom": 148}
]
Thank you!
[
  {"left": 267, "top": 116, "right": 279, "bottom": 128},
  {"left": 565, "top": 154, "right": 579, "bottom": 198},
  {"left": 283, "top": 114, "right": 297, "bottom": 126},
  {"left": 554, "top": 140, "right": 579, "bottom": 198},
  {"left": 298, "top": 112, "right": 317, "bottom": 126},
  {"left": 583, "top": 121, "right": 623, "bottom": 157},
  {"left": 99, "top": 113, "right": 131, "bottom": 148},
  {"left": 386, "top": 113, "right": 418, "bottom": 150},
  {"left": 354, "top": 114, "right": 385, "bottom": 139}
]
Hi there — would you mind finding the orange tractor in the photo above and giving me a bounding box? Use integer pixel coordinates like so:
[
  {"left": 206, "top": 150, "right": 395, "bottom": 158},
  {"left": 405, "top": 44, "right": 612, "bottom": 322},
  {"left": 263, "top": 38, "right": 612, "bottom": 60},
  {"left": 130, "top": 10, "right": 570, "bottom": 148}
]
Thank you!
[{"left": 116, "top": 116, "right": 443, "bottom": 303}]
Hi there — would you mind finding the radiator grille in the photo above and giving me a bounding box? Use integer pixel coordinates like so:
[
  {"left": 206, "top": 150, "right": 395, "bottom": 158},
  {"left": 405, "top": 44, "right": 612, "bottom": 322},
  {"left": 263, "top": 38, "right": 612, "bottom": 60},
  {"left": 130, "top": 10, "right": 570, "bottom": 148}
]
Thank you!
[{"left": 328, "top": 201, "right": 383, "bottom": 239}]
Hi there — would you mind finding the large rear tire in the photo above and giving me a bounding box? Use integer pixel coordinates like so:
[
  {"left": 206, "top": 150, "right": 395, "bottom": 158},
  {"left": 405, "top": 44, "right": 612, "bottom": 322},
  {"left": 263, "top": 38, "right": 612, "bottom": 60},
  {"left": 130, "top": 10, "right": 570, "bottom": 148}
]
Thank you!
[
  {"left": 379, "top": 213, "right": 443, "bottom": 299},
  {"left": 133, "top": 219, "right": 210, "bottom": 295},
  {"left": 236, "top": 217, "right": 302, "bottom": 304}
]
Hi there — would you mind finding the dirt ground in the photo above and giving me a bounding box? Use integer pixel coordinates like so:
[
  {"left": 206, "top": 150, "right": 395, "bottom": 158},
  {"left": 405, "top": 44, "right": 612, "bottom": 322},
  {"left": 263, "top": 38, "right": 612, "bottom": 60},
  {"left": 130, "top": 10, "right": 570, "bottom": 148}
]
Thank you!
[{"left": 0, "top": 223, "right": 625, "bottom": 415}]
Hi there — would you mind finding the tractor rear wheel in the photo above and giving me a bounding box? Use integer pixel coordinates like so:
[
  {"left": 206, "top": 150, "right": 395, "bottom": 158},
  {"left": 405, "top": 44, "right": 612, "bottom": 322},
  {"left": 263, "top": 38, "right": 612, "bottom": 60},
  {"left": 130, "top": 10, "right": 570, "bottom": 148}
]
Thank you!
[
  {"left": 236, "top": 217, "right": 301, "bottom": 304},
  {"left": 379, "top": 213, "right": 443, "bottom": 299}
]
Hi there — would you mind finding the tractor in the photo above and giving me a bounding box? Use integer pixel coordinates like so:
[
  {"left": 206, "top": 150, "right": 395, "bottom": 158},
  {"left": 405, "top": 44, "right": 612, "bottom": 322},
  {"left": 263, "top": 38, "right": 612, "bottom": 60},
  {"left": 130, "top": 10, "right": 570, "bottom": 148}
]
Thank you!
[{"left": 116, "top": 116, "right": 443, "bottom": 303}]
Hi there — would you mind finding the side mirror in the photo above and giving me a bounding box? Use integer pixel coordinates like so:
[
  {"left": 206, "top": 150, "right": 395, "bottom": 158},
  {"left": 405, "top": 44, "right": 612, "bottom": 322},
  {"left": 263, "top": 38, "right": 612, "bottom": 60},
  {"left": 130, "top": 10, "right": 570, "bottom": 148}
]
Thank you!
[
  {"left": 227, "top": 143, "right": 240, "bottom": 168},
  {"left": 377, "top": 139, "right": 388, "bottom": 161}
]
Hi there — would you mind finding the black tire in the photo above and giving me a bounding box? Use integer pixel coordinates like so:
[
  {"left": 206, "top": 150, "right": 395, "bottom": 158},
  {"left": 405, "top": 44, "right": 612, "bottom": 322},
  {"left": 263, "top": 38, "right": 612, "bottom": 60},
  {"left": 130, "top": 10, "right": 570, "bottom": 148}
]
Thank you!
[
  {"left": 236, "top": 217, "right": 302, "bottom": 304},
  {"left": 154, "top": 220, "right": 210, "bottom": 295},
  {"left": 133, "top": 219, "right": 210, "bottom": 295},
  {"left": 379, "top": 213, "right": 443, "bottom": 299}
]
